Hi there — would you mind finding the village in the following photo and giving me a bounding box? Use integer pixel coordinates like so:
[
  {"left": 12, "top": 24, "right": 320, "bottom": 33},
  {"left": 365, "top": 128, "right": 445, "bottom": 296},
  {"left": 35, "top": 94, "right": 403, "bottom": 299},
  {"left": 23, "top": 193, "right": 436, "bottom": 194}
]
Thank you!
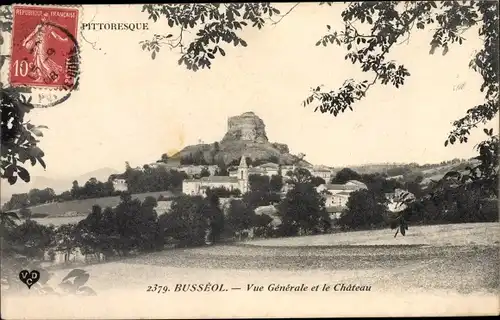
[{"left": 110, "top": 152, "right": 368, "bottom": 227}]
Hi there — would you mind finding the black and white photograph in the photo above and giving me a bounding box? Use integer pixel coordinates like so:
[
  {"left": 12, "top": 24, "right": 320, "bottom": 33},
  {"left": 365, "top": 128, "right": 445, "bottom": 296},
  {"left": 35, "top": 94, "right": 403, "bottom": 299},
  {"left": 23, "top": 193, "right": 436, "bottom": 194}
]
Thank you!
[{"left": 1, "top": 2, "right": 499, "bottom": 318}]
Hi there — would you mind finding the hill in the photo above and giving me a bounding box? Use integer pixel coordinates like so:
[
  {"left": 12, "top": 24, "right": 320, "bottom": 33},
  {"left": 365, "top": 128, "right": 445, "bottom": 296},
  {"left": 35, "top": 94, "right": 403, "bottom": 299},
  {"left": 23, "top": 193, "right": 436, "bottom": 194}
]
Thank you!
[
  {"left": 75, "top": 167, "right": 120, "bottom": 183},
  {"left": 344, "top": 159, "right": 478, "bottom": 183},
  {"left": 171, "top": 112, "right": 310, "bottom": 166},
  {"left": 0, "top": 167, "right": 120, "bottom": 205}
]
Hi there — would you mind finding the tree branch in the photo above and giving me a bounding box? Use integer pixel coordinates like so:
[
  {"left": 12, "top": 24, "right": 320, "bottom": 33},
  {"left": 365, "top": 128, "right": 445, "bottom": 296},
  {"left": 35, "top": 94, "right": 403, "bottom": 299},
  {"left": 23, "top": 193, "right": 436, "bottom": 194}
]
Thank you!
[{"left": 271, "top": 3, "right": 300, "bottom": 26}]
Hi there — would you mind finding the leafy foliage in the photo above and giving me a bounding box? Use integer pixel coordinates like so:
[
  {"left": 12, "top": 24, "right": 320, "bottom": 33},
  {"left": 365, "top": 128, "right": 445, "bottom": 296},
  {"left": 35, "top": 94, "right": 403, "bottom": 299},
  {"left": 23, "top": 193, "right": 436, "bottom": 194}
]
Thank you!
[
  {"left": 205, "top": 186, "right": 241, "bottom": 198},
  {"left": 140, "top": 3, "right": 283, "bottom": 69},
  {"left": 54, "top": 223, "right": 79, "bottom": 260},
  {"left": 303, "top": 2, "right": 498, "bottom": 149},
  {"left": 160, "top": 195, "right": 224, "bottom": 246},
  {"left": 0, "top": 210, "right": 20, "bottom": 234},
  {"left": 1, "top": 87, "right": 47, "bottom": 185},
  {"left": 338, "top": 189, "right": 387, "bottom": 231},
  {"left": 226, "top": 199, "right": 255, "bottom": 237},
  {"left": 1, "top": 6, "right": 47, "bottom": 185},
  {"left": 124, "top": 165, "right": 187, "bottom": 193},
  {"left": 243, "top": 174, "right": 281, "bottom": 209},
  {"left": 69, "top": 178, "right": 118, "bottom": 200},
  {"left": 285, "top": 167, "right": 314, "bottom": 185},
  {"left": 180, "top": 150, "right": 210, "bottom": 165},
  {"left": 386, "top": 189, "right": 416, "bottom": 237},
  {"left": 279, "top": 171, "right": 329, "bottom": 236},
  {"left": 330, "top": 168, "right": 361, "bottom": 184},
  {"left": 6, "top": 220, "right": 55, "bottom": 259}
]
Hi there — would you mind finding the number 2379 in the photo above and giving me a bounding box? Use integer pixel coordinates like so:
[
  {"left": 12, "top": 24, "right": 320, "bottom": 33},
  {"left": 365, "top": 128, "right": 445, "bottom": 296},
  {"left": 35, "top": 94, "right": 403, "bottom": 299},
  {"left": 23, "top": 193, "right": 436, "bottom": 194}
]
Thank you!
[{"left": 147, "top": 284, "right": 169, "bottom": 293}]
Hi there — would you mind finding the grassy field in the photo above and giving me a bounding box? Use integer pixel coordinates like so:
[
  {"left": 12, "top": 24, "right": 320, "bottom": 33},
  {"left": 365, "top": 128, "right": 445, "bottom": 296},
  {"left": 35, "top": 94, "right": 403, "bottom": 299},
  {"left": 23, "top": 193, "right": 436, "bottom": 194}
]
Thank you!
[
  {"left": 32, "top": 216, "right": 87, "bottom": 226},
  {"left": 14, "top": 191, "right": 178, "bottom": 217},
  {"left": 2, "top": 222, "right": 498, "bottom": 318},
  {"left": 245, "top": 222, "right": 500, "bottom": 247}
]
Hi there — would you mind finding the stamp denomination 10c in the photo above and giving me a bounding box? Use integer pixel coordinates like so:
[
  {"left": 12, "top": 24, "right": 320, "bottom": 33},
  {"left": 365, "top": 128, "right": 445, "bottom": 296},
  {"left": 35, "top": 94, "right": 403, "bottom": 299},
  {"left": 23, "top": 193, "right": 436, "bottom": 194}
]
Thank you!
[{"left": 10, "top": 5, "right": 79, "bottom": 91}]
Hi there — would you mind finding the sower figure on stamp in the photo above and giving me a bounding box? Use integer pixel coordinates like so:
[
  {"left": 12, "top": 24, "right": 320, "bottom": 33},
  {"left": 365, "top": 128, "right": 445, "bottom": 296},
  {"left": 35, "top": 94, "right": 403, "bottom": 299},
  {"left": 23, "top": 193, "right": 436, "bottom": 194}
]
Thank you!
[{"left": 22, "top": 13, "right": 68, "bottom": 84}]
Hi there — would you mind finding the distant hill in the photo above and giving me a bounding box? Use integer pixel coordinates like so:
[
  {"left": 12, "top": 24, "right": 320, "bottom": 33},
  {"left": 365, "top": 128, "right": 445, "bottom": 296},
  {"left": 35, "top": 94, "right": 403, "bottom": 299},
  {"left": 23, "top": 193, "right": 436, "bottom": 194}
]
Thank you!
[
  {"left": 346, "top": 159, "right": 474, "bottom": 175},
  {"left": 75, "top": 167, "right": 120, "bottom": 184},
  {"left": 171, "top": 112, "right": 310, "bottom": 166},
  {"left": 0, "top": 167, "right": 120, "bottom": 204}
]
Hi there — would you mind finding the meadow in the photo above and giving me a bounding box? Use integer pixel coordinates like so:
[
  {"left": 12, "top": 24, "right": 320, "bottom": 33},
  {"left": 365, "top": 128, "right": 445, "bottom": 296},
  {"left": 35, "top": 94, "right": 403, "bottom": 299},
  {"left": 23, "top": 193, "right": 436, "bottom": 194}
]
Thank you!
[
  {"left": 14, "top": 191, "right": 177, "bottom": 225},
  {"left": 2, "top": 222, "right": 499, "bottom": 318}
]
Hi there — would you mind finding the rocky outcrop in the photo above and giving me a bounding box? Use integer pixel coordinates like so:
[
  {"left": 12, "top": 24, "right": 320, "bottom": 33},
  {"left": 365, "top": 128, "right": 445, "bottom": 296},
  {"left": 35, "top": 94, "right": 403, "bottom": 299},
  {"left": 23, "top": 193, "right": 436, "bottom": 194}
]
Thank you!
[
  {"left": 172, "top": 111, "right": 310, "bottom": 166},
  {"left": 222, "top": 112, "right": 268, "bottom": 143}
]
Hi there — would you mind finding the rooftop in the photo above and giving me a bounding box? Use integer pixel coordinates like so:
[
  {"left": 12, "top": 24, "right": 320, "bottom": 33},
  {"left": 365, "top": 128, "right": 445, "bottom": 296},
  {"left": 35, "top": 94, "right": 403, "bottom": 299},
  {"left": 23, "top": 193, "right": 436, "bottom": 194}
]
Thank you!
[
  {"left": 324, "top": 184, "right": 350, "bottom": 190},
  {"left": 184, "top": 176, "right": 238, "bottom": 183},
  {"left": 346, "top": 180, "right": 367, "bottom": 187},
  {"left": 249, "top": 168, "right": 267, "bottom": 174},
  {"left": 326, "top": 206, "right": 345, "bottom": 213},
  {"left": 258, "top": 162, "right": 280, "bottom": 169},
  {"left": 323, "top": 182, "right": 365, "bottom": 191}
]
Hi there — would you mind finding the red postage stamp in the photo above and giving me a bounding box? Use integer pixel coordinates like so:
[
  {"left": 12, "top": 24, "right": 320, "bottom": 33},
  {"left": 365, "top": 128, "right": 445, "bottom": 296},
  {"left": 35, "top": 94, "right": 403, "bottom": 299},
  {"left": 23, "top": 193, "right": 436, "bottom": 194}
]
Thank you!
[{"left": 10, "top": 5, "right": 79, "bottom": 90}]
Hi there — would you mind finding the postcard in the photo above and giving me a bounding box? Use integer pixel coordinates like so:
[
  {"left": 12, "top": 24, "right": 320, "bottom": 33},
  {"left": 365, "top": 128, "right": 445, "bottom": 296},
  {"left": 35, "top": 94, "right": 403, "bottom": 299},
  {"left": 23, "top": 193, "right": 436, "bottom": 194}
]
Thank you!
[{"left": 1, "top": 2, "right": 499, "bottom": 319}]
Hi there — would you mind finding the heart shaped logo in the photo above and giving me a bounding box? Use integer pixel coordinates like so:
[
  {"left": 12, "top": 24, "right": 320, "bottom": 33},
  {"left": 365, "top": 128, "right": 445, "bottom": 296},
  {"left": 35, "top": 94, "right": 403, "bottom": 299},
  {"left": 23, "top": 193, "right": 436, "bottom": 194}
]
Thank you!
[{"left": 19, "top": 270, "right": 40, "bottom": 289}]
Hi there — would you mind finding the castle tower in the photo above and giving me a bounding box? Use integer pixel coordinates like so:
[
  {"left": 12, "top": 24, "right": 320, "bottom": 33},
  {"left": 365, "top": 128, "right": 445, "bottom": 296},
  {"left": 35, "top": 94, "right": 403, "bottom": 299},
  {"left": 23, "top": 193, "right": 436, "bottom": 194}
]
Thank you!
[{"left": 238, "top": 155, "right": 249, "bottom": 193}]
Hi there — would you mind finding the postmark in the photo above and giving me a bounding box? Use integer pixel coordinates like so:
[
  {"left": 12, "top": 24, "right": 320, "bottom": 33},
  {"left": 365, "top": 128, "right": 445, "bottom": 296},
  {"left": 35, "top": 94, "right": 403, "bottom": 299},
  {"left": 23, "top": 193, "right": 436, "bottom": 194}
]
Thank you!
[{"left": 9, "top": 5, "right": 81, "bottom": 107}]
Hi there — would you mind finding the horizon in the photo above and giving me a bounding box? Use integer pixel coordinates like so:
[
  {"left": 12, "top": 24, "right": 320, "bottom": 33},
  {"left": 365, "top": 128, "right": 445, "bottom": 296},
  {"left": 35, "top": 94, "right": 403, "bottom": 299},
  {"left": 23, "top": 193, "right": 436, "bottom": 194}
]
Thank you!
[{"left": 1, "top": 3, "right": 497, "bottom": 194}]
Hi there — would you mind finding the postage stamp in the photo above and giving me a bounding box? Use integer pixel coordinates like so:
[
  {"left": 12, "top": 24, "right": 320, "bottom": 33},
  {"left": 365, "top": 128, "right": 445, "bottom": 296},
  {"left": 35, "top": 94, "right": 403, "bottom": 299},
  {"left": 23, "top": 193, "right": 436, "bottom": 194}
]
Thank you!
[{"left": 9, "top": 5, "right": 79, "bottom": 90}]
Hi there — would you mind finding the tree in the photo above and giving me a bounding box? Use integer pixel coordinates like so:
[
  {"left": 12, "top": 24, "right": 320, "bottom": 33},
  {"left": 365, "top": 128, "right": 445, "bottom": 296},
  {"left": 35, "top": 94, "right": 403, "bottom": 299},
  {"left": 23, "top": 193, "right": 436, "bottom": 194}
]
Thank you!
[
  {"left": 19, "top": 205, "right": 32, "bottom": 220},
  {"left": 270, "top": 174, "right": 284, "bottom": 192},
  {"left": 205, "top": 186, "right": 241, "bottom": 198},
  {"left": 331, "top": 168, "right": 361, "bottom": 184},
  {"left": 0, "top": 210, "right": 19, "bottom": 229},
  {"left": 2, "top": 193, "right": 29, "bottom": 211},
  {"left": 54, "top": 223, "right": 78, "bottom": 263},
  {"left": 248, "top": 174, "right": 271, "bottom": 193},
  {"left": 200, "top": 167, "right": 211, "bottom": 178},
  {"left": 7, "top": 220, "right": 55, "bottom": 259},
  {"left": 1, "top": 7, "right": 47, "bottom": 185},
  {"left": 215, "top": 160, "right": 229, "bottom": 176},
  {"left": 252, "top": 213, "right": 274, "bottom": 238},
  {"left": 226, "top": 199, "right": 255, "bottom": 238},
  {"left": 113, "top": 193, "right": 144, "bottom": 254},
  {"left": 213, "top": 142, "right": 220, "bottom": 152},
  {"left": 137, "top": 196, "right": 162, "bottom": 251},
  {"left": 70, "top": 180, "right": 80, "bottom": 199},
  {"left": 158, "top": 153, "right": 169, "bottom": 163},
  {"left": 161, "top": 195, "right": 220, "bottom": 247},
  {"left": 286, "top": 167, "right": 313, "bottom": 185},
  {"left": 191, "top": 150, "right": 208, "bottom": 165},
  {"left": 310, "top": 176, "right": 326, "bottom": 187},
  {"left": 361, "top": 172, "right": 404, "bottom": 195},
  {"left": 338, "top": 189, "right": 387, "bottom": 231},
  {"left": 243, "top": 174, "right": 280, "bottom": 209},
  {"left": 279, "top": 181, "right": 329, "bottom": 236}
]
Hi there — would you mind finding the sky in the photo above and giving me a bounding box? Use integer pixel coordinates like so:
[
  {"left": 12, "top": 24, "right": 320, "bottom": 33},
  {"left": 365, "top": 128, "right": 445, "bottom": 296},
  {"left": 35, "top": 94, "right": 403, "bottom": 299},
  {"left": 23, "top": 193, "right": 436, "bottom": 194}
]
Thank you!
[{"left": 2, "top": 3, "right": 498, "bottom": 182}]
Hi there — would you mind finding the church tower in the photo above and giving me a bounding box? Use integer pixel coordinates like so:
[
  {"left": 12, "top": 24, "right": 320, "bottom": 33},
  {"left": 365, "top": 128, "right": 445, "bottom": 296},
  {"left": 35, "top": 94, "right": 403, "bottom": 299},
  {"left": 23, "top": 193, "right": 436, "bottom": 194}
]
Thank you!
[{"left": 238, "top": 155, "right": 249, "bottom": 194}]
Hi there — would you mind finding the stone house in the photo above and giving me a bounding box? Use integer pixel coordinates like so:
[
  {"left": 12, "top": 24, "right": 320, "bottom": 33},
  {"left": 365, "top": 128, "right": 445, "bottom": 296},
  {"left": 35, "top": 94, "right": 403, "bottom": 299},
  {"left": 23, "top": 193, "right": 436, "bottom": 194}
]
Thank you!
[
  {"left": 317, "top": 180, "right": 368, "bottom": 211},
  {"left": 182, "top": 156, "right": 250, "bottom": 195}
]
